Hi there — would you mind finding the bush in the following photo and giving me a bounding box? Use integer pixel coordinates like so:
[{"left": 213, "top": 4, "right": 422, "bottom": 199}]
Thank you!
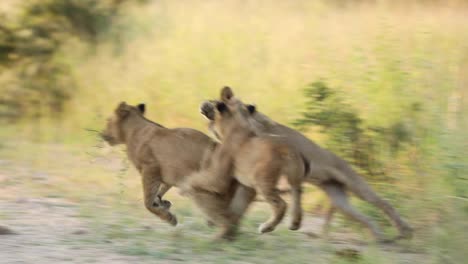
[
  {"left": 294, "top": 81, "right": 419, "bottom": 179},
  {"left": 0, "top": 0, "right": 147, "bottom": 120}
]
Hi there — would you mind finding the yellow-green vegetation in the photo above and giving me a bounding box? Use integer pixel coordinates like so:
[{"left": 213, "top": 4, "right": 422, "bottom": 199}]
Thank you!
[
  {"left": 0, "top": 141, "right": 429, "bottom": 263},
  {"left": 1, "top": 0, "right": 467, "bottom": 263}
]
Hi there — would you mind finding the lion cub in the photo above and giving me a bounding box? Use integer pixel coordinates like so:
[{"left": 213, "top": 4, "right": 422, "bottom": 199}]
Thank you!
[
  {"left": 101, "top": 102, "right": 228, "bottom": 227},
  {"left": 200, "top": 88, "right": 413, "bottom": 242},
  {"left": 188, "top": 88, "right": 307, "bottom": 234}
]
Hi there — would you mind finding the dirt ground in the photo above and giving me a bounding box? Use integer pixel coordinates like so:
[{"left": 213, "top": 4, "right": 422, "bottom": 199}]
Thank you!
[
  {"left": 0, "top": 143, "right": 429, "bottom": 264},
  {"left": 0, "top": 169, "right": 151, "bottom": 264}
]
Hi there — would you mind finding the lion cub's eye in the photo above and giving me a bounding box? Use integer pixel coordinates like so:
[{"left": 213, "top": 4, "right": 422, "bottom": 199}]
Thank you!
[{"left": 246, "top": 104, "right": 256, "bottom": 114}]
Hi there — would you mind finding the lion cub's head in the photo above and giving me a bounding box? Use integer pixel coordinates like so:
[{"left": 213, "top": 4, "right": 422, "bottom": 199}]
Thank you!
[
  {"left": 201, "top": 87, "right": 257, "bottom": 141},
  {"left": 101, "top": 102, "right": 146, "bottom": 145}
]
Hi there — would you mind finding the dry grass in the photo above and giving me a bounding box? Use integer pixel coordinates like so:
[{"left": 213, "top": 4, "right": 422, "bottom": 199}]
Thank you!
[
  {"left": 44, "top": 1, "right": 466, "bottom": 137},
  {"left": 0, "top": 140, "right": 432, "bottom": 264},
  {"left": 1, "top": 1, "right": 467, "bottom": 263}
]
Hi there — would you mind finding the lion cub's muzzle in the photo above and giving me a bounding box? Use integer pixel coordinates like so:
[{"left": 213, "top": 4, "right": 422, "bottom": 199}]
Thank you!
[{"left": 200, "top": 101, "right": 215, "bottom": 120}]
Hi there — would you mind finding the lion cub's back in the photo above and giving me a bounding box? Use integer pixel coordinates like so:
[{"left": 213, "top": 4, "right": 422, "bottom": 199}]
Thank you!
[
  {"left": 232, "top": 136, "right": 291, "bottom": 187},
  {"left": 149, "top": 128, "right": 216, "bottom": 184}
]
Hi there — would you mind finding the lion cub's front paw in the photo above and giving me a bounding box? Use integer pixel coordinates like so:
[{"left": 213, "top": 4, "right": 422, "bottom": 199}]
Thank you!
[
  {"left": 258, "top": 223, "right": 275, "bottom": 234},
  {"left": 152, "top": 197, "right": 172, "bottom": 210},
  {"left": 160, "top": 200, "right": 172, "bottom": 209},
  {"left": 168, "top": 214, "right": 178, "bottom": 226},
  {"left": 288, "top": 221, "right": 301, "bottom": 231},
  {"left": 395, "top": 225, "right": 413, "bottom": 240}
]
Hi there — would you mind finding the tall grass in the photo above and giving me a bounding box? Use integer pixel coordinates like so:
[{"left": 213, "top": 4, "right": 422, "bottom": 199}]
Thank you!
[
  {"left": 1, "top": 1, "right": 467, "bottom": 263},
  {"left": 55, "top": 1, "right": 466, "bottom": 133},
  {"left": 64, "top": 2, "right": 468, "bottom": 262},
  {"left": 2, "top": 1, "right": 466, "bottom": 141}
]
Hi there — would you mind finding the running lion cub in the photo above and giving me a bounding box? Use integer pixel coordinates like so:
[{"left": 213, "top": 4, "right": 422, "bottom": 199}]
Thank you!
[
  {"left": 187, "top": 89, "right": 307, "bottom": 234},
  {"left": 193, "top": 87, "right": 412, "bottom": 242},
  {"left": 100, "top": 102, "right": 249, "bottom": 235}
]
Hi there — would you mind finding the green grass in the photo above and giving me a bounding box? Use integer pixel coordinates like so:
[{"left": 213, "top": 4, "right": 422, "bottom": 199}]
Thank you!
[
  {"left": 1, "top": 1, "right": 467, "bottom": 263},
  {"left": 0, "top": 139, "right": 459, "bottom": 264},
  {"left": 2, "top": 1, "right": 466, "bottom": 142}
]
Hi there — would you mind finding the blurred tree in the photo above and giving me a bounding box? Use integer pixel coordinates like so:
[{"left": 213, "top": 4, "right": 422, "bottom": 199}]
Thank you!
[{"left": 0, "top": 0, "right": 148, "bottom": 119}]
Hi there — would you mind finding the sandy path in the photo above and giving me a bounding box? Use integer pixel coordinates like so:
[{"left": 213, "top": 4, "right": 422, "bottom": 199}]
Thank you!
[
  {"left": 0, "top": 153, "right": 427, "bottom": 264},
  {"left": 0, "top": 169, "right": 149, "bottom": 264}
]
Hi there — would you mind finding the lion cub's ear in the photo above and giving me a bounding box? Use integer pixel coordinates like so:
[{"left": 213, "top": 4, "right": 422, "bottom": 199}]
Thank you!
[
  {"left": 246, "top": 104, "right": 256, "bottom": 114},
  {"left": 137, "top": 103, "right": 146, "bottom": 115},
  {"left": 221, "top": 86, "right": 234, "bottom": 102},
  {"left": 116, "top": 101, "right": 129, "bottom": 118}
]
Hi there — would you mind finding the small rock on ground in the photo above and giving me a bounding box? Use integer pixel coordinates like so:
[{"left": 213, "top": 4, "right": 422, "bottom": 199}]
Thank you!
[{"left": 0, "top": 226, "right": 16, "bottom": 235}]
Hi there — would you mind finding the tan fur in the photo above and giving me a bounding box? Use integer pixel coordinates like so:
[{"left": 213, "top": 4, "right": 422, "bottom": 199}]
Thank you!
[
  {"left": 101, "top": 102, "right": 250, "bottom": 237},
  {"left": 187, "top": 89, "right": 306, "bottom": 234},
  {"left": 200, "top": 87, "right": 413, "bottom": 241}
]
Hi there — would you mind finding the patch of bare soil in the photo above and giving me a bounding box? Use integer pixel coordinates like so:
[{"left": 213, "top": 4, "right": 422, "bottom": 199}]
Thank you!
[
  {"left": 298, "top": 217, "right": 427, "bottom": 264},
  {"left": 0, "top": 154, "right": 428, "bottom": 264},
  {"left": 0, "top": 170, "right": 149, "bottom": 264}
]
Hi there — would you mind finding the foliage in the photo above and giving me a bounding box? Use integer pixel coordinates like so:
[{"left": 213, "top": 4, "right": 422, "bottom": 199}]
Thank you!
[
  {"left": 294, "top": 81, "right": 419, "bottom": 179},
  {"left": 0, "top": 0, "right": 147, "bottom": 119},
  {"left": 0, "top": 1, "right": 467, "bottom": 262}
]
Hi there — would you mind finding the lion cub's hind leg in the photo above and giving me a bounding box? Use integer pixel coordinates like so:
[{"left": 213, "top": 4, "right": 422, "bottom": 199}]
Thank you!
[
  {"left": 350, "top": 183, "right": 413, "bottom": 240},
  {"left": 288, "top": 185, "right": 303, "bottom": 231},
  {"left": 322, "top": 182, "right": 384, "bottom": 241},
  {"left": 322, "top": 206, "right": 336, "bottom": 237},
  {"left": 142, "top": 167, "right": 177, "bottom": 226}
]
